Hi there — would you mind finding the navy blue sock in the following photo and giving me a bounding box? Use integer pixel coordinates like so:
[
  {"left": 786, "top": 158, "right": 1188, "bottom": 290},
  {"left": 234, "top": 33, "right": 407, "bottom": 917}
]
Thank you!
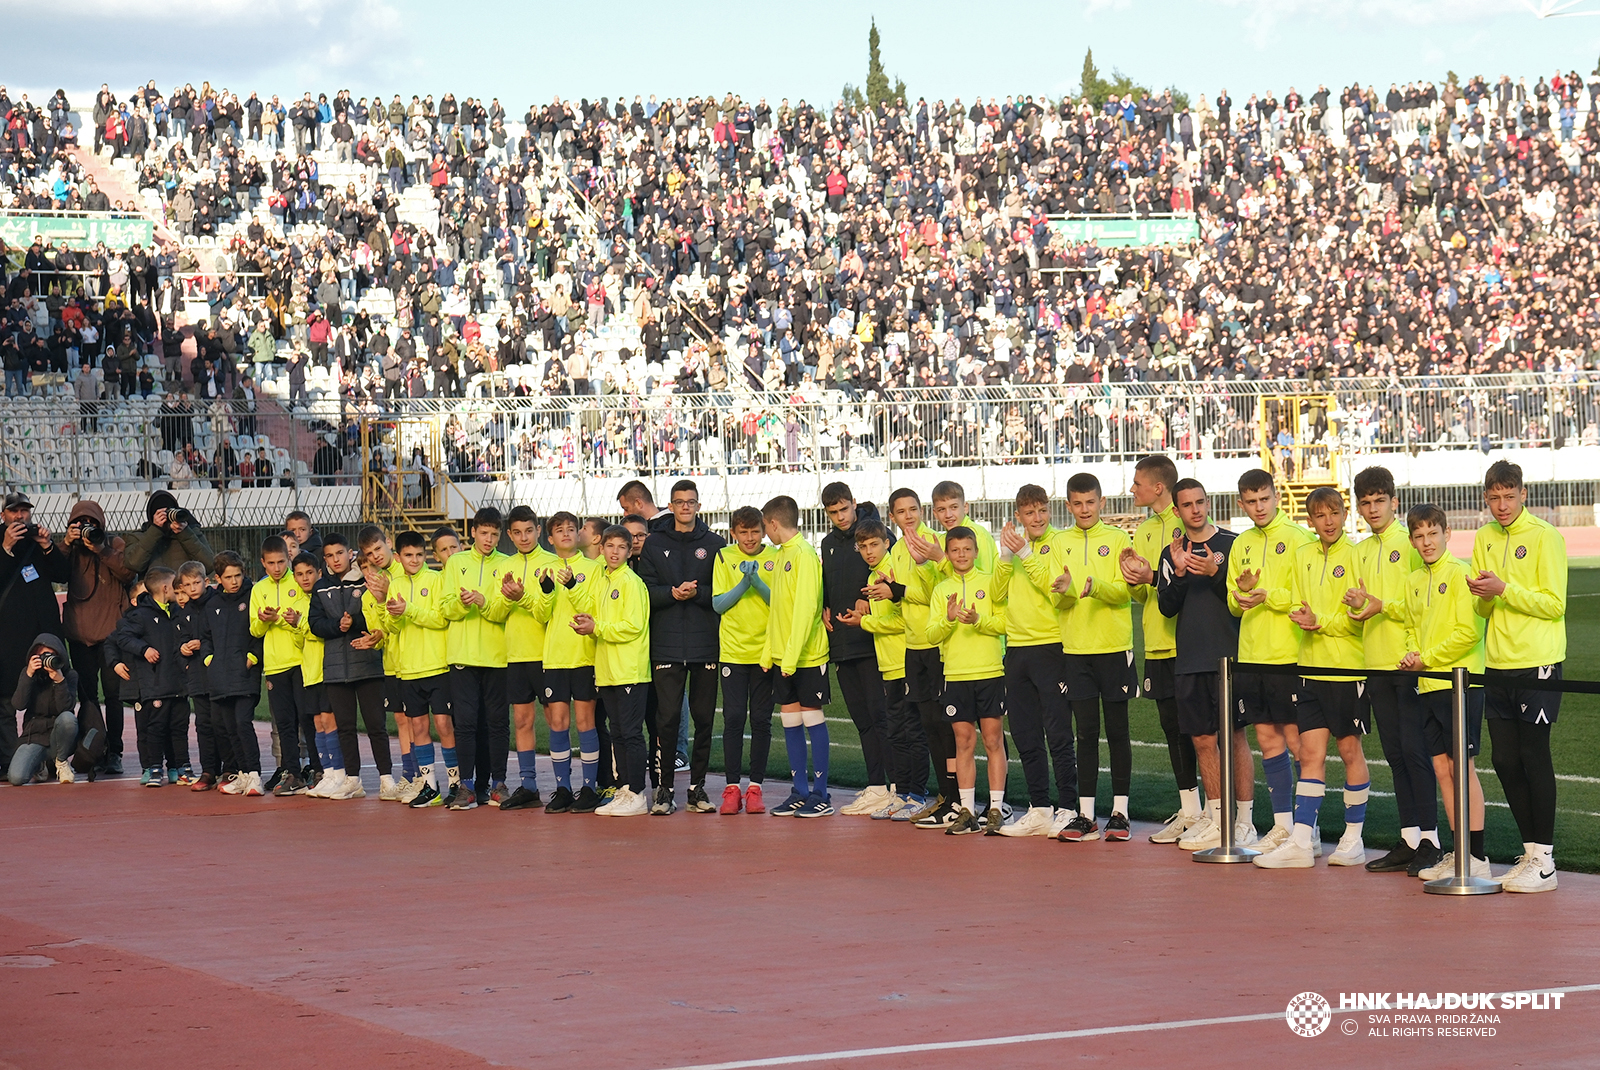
[
  {"left": 577, "top": 728, "right": 599, "bottom": 789},
  {"left": 784, "top": 724, "right": 808, "bottom": 795},
  {"left": 549, "top": 729, "right": 572, "bottom": 790},
  {"left": 413, "top": 742, "right": 436, "bottom": 786},
  {"left": 1263, "top": 750, "right": 1294, "bottom": 818},
  {"left": 806, "top": 720, "right": 830, "bottom": 798},
  {"left": 517, "top": 749, "right": 539, "bottom": 792}
]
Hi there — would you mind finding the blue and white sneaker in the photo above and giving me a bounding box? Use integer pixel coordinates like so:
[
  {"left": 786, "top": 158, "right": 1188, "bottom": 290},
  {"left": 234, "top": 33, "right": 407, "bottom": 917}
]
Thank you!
[
  {"left": 770, "top": 790, "right": 809, "bottom": 817},
  {"left": 794, "top": 793, "right": 834, "bottom": 818},
  {"left": 891, "top": 794, "right": 930, "bottom": 822},
  {"left": 870, "top": 793, "right": 909, "bottom": 819}
]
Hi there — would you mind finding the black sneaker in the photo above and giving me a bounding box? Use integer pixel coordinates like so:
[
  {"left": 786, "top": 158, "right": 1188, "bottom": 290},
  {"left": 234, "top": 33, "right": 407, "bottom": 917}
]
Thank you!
[
  {"left": 544, "top": 785, "right": 576, "bottom": 813},
  {"left": 1105, "top": 812, "right": 1131, "bottom": 841},
  {"left": 570, "top": 785, "right": 602, "bottom": 813},
  {"left": 686, "top": 784, "right": 716, "bottom": 813},
  {"left": 1057, "top": 815, "right": 1102, "bottom": 842},
  {"left": 273, "top": 771, "right": 307, "bottom": 797},
  {"left": 263, "top": 767, "right": 286, "bottom": 793},
  {"left": 447, "top": 784, "right": 479, "bottom": 810},
  {"left": 650, "top": 785, "right": 677, "bottom": 815},
  {"left": 103, "top": 754, "right": 124, "bottom": 775},
  {"left": 1405, "top": 841, "right": 1444, "bottom": 878},
  {"left": 983, "top": 806, "right": 1006, "bottom": 835},
  {"left": 408, "top": 783, "right": 442, "bottom": 808},
  {"left": 1366, "top": 842, "right": 1418, "bottom": 873},
  {"left": 500, "top": 785, "right": 542, "bottom": 811},
  {"left": 674, "top": 753, "right": 688, "bottom": 772},
  {"left": 913, "top": 801, "right": 958, "bottom": 829},
  {"left": 945, "top": 808, "right": 981, "bottom": 835}
]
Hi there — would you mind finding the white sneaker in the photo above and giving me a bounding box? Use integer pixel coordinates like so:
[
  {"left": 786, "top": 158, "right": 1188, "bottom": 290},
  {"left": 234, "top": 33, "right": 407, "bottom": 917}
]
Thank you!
[
  {"left": 1257, "top": 824, "right": 1291, "bottom": 853},
  {"left": 399, "top": 777, "right": 427, "bottom": 804},
  {"left": 1234, "top": 821, "right": 1259, "bottom": 847},
  {"left": 596, "top": 788, "right": 631, "bottom": 816},
  {"left": 609, "top": 787, "right": 649, "bottom": 816},
  {"left": 335, "top": 775, "right": 367, "bottom": 799},
  {"left": 1150, "top": 811, "right": 1202, "bottom": 844},
  {"left": 1503, "top": 857, "right": 1558, "bottom": 893},
  {"left": 1178, "top": 815, "right": 1219, "bottom": 851},
  {"left": 308, "top": 771, "right": 342, "bottom": 798},
  {"left": 55, "top": 759, "right": 75, "bottom": 784},
  {"left": 378, "top": 774, "right": 401, "bottom": 801},
  {"left": 1328, "top": 834, "right": 1366, "bottom": 867},
  {"left": 1252, "top": 837, "right": 1315, "bottom": 869},
  {"left": 841, "top": 785, "right": 891, "bottom": 815},
  {"left": 870, "top": 794, "right": 910, "bottom": 819},
  {"left": 219, "top": 772, "right": 246, "bottom": 795},
  {"left": 1500, "top": 853, "right": 1532, "bottom": 884},
  {"left": 1311, "top": 829, "right": 1323, "bottom": 859},
  {"left": 1048, "top": 808, "right": 1076, "bottom": 837},
  {"left": 242, "top": 772, "right": 265, "bottom": 797},
  {"left": 1426, "top": 853, "right": 1496, "bottom": 881},
  {"left": 997, "top": 805, "right": 1054, "bottom": 837}
]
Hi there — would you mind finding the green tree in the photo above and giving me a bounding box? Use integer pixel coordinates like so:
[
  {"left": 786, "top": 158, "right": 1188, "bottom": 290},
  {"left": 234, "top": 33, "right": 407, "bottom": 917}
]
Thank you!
[
  {"left": 841, "top": 82, "right": 866, "bottom": 110},
  {"left": 1080, "top": 47, "right": 1101, "bottom": 103},
  {"left": 866, "top": 19, "right": 891, "bottom": 106}
]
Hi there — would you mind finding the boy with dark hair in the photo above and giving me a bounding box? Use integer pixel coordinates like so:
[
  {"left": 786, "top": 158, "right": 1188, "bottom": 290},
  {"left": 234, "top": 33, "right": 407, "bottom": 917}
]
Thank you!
[
  {"left": 844, "top": 518, "right": 917, "bottom": 819},
  {"left": 381, "top": 532, "right": 461, "bottom": 808},
  {"left": 534, "top": 512, "right": 604, "bottom": 813},
  {"left": 205, "top": 552, "right": 265, "bottom": 797},
  {"left": 250, "top": 535, "right": 310, "bottom": 797},
  {"left": 995, "top": 484, "right": 1079, "bottom": 837},
  {"left": 579, "top": 517, "right": 607, "bottom": 559},
  {"left": 175, "top": 560, "right": 231, "bottom": 790},
  {"left": 1255, "top": 487, "right": 1371, "bottom": 869},
  {"left": 440, "top": 508, "right": 513, "bottom": 808},
  {"left": 636, "top": 478, "right": 725, "bottom": 815},
  {"left": 431, "top": 526, "right": 462, "bottom": 563},
  {"left": 1226, "top": 468, "right": 1315, "bottom": 848},
  {"left": 1120, "top": 454, "right": 1200, "bottom": 843},
  {"left": 583, "top": 526, "right": 652, "bottom": 817},
  {"left": 309, "top": 532, "right": 391, "bottom": 800},
  {"left": 820, "top": 481, "right": 892, "bottom": 816},
  {"left": 1346, "top": 466, "right": 1436, "bottom": 875},
  {"left": 886, "top": 488, "right": 949, "bottom": 824},
  {"left": 1468, "top": 461, "right": 1567, "bottom": 893},
  {"left": 1401, "top": 504, "right": 1492, "bottom": 881},
  {"left": 111, "top": 566, "right": 186, "bottom": 788},
  {"left": 761, "top": 495, "right": 833, "bottom": 817},
  {"left": 1051, "top": 471, "right": 1135, "bottom": 842},
  {"left": 499, "top": 505, "right": 556, "bottom": 810},
  {"left": 712, "top": 505, "right": 777, "bottom": 814},
  {"left": 292, "top": 553, "right": 340, "bottom": 798},
  {"left": 926, "top": 526, "right": 1009, "bottom": 835},
  {"left": 358, "top": 525, "right": 413, "bottom": 801}
]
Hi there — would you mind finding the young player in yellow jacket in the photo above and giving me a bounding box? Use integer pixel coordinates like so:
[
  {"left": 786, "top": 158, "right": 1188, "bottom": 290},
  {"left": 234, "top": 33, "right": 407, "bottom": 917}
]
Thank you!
[
  {"left": 439, "top": 507, "right": 514, "bottom": 809},
  {"left": 1226, "top": 468, "right": 1317, "bottom": 844},
  {"left": 249, "top": 535, "right": 308, "bottom": 795},
  {"left": 1468, "top": 460, "right": 1568, "bottom": 892},
  {"left": 1346, "top": 466, "right": 1437, "bottom": 875},
  {"left": 1401, "top": 504, "right": 1491, "bottom": 882},
  {"left": 576, "top": 525, "right": 651, "bottom": 817},
  {"left": 760, "top": 495, "right": 833, "bottom": 818},
  {"left": 380, "top": 530, "right": 460, "bottom": 808},
  {"left": 1254, "top": 487, "right": 1371, "bottom": 871},
  {"left": 886, "top": 488, "right": 954, "bottom": 820},
  {"left": 711, "top": 506, "right": 777, "bottom": 814},
  {"left": 842, "top": 517, "right": 916, "bottom": 819},
  {"left": 498, "top": 505, "right": 559, "bottom": 811},
  {"left": 926, "top": 526, "right": 1009, "bottom": 836},
  {"left": 1050, "top": 472, "right": 1134, "bottom": 842},
  {"left": 357, "top": 525, "right": 416, "bottom": 800}
]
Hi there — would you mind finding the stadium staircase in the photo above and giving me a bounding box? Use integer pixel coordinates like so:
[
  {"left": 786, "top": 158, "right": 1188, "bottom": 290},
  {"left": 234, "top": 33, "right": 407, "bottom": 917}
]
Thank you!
[{"left": 68, "top": 146, "right": 179, "bottom": 249}]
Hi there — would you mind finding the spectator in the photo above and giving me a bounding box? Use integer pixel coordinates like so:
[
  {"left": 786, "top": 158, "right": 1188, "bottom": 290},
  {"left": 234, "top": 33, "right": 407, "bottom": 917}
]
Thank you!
[
  {"left": 0, "top": 492, "right": 68, "bottom": 767},
  {"left": 123, "top": 490, "right": 216, "bottom": 577},
  {"left": 60, "top": 501, "right": 135, "bottom": 776}
]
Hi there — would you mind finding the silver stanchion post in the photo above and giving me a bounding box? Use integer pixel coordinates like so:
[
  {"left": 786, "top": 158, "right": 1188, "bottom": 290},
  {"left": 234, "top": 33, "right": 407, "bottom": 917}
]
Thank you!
[
  {"left": 1196, "top": 656, "right": 1258, "bottom": 863},
  {"left": 1426, "top": 666, "right": 1500, "bottom": 895}
]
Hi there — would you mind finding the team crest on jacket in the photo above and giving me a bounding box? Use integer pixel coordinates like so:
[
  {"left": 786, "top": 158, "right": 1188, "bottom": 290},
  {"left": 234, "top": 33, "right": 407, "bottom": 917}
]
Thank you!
[
  {"left": 1438, "top": 582, "right": 1447, "bottom": 594},
  {"left": 421, "top": 588, "right": 429, "bottom": 596},
  {"left": 1515, "top": 545, "right": 1527, "bottom": 559},
  {"left": 1389, "top": 550, "right": 1402, "bottom": 563},
  {"left": 1039, "top": 545, "right": 1050, "bottom": 554},
  {"left": 763, "top": 560, "right": 774, "bottom": 570},
  {"left": 1097, "top": 545, "right": 1110, "bottom": 556},
  {"left": 975, "top": 590, "right": 986, "bottom": 599},
  {"left": 695, "top": 548, "right": 707, "bottom": 559},
  {"left": 1275, "top": 542, "right": 1286, "bottom": 554},
  {"left": 784, "top": 561, "right": 792, "bottom": 571},
  {"left": 610, "top": 589, "right": 620, "bottom": 599},
  {"left": 1171, "top": 527, "right": 1182, "bottom": 539},
  {"left": 1332, "top": 565, "right": 1345, "bottom": 578}
]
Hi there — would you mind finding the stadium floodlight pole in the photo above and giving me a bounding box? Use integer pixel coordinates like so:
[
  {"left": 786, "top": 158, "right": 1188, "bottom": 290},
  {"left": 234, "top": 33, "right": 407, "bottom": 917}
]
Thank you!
[
  {"left": 1426, "top": 666, "right": 1502, "bottom": 895},
  {"left": 1195, "top": 656, "right": 1258, "bottom": 863}
]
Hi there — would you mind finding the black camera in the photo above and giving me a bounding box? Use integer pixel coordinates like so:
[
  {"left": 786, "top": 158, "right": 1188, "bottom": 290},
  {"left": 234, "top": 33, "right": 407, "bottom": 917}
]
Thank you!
[
  {"left": 171, "top": 508, "right": 196, "bottom": 529},
  {"left": 22, "top": 522, "right": 38, "bottom": 541},
  {"left": 77, "top": 519, "right": 104, "bottom": 546},
  {"left": 38, "top": 650, "right": 61, "bottom": 673}
]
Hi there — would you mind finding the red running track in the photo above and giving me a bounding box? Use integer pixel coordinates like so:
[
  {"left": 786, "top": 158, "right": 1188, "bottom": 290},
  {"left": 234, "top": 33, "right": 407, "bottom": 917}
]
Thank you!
[{"left": 3, "top": 768, "right": 1598, "bottom": 1070}]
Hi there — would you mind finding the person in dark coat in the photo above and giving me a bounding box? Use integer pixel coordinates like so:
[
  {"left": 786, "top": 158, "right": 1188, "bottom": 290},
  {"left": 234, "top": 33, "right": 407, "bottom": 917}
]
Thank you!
[
  {"left": 61, "top": 499, "right": 135, "bottom": 774},
  {"left": 0, "top": 492, "right": 69, "bottom": 767},
  {"left": 7, "top": 633, "right": 79, "bottom": 785},
  {"left": 123, "top": 489, "right": 216, "bottom": 577},
  {"left": 308, "top": 533, "right": 391, "bottom": 794},
  {"left": 198, "top": 551, "right": 263, "bottom": 793},
  {"left": 633, "top": 479, "right": 725, "bottom": 813}
]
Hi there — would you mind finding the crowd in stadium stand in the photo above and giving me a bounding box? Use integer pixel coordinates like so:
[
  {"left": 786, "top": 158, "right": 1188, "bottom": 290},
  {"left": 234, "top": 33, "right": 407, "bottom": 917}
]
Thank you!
[{"left": 4, "top": 71, "right": 1600, "bottom": 480}]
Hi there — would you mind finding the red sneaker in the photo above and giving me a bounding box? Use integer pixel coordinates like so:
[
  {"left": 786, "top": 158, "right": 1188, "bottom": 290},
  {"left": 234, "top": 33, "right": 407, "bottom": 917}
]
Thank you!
[
  {"left": 719, "top": 784, "right": 743, "bottom": 814},
  {"left": 744, "top": 784, "right": 765, "bottom": 814},
  {"left": 191, "top": 773, "right": 216, "bottom": 792}
]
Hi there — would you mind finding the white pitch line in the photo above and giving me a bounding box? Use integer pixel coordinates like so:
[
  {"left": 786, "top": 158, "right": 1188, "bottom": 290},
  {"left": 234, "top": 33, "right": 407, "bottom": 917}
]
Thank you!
[{"left": 653, "top": 985, "right": 1600, "bottom": 1070}]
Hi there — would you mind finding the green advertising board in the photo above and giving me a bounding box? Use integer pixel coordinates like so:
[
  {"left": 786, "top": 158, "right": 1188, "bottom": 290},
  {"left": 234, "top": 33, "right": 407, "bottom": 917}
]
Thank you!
[
  {"left": 0, "top": 213, "right": 155, "bottom": 251},
  {"left": 1049, "top": 216, "right": 1199, "bottom": 247}
]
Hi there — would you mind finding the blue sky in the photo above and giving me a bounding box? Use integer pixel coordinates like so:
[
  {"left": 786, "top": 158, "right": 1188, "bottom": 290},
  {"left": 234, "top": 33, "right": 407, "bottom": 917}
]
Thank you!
[{"left": 6, "top": 0, "right": 1600, "bottom": 108}]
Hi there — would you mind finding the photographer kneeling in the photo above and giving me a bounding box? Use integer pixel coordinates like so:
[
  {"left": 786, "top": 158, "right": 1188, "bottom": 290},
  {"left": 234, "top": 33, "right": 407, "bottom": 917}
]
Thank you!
[
  {"left": 124, "top": 490, "right": 216, "bottom": 576},
  {"left": 7, "top": 635, "right": 78, "bottom": 785}
]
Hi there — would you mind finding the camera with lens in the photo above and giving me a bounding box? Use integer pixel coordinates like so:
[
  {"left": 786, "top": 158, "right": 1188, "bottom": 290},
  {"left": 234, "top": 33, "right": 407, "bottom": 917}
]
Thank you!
[
  {"left": 170, "top": 508, "right": 196, "bottom": 529},
  {"left": 38, "top": 650, "right": 61, "bottom": 673},
  {"left": 77, "top": 519, "right": 104, "bottom": 546},
  {"left": 21, "top": 522, "right": 38, "bottom": 541}
]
